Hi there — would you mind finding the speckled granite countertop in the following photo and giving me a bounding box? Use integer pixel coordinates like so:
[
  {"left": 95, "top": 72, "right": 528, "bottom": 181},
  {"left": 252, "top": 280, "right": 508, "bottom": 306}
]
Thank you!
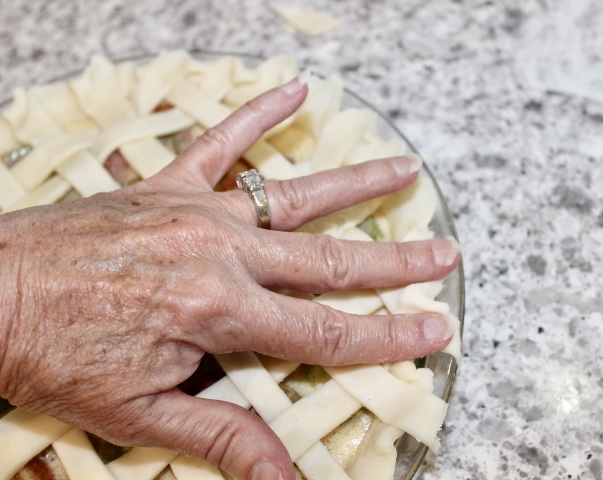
[{"left": 1, "top": 1, "right": 602, "bottom": 479}]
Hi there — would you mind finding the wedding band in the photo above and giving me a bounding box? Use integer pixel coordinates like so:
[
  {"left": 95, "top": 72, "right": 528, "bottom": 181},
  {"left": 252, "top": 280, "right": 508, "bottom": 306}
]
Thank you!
[
  {"left": 2, "top": 145, "right": 32, "bottom": 168},
  {"left": 236, "top": 169, "right": 271, "bottom": 229}
]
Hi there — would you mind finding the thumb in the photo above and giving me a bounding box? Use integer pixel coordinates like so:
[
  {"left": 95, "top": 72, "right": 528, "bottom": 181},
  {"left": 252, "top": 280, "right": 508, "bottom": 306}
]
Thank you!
[{"left": 137, "top": 390, "right": 294, "bottom": 480}]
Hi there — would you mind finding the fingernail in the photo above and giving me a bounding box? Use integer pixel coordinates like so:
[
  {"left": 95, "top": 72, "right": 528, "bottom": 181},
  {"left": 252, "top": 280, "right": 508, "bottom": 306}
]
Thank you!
[
  {"left": 281, "top": 70, "right": 311, "bottom": 95},
  {"left": 423, "top": 316, "right": 454, "bottom": 342},
  {"left": 392, "top": 153, "right": 422, "bottom": 176},
  {"left": 250, "top": 461, "right": 284, "bottom": 480},
  {"left": 432, "top": 238, "right": 459, "bottom": 267}
]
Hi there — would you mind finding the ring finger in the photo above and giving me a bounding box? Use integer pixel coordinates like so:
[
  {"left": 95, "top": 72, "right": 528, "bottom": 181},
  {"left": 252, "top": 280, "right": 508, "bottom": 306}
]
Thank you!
[{"left": 234, "top": 154, "right": 422, "bottom": 231}]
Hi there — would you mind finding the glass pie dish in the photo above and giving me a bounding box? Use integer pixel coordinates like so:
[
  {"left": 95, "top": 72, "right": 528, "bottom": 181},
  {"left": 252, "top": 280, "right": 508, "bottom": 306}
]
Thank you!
[{"left": 0, "top": 50, "right": 464, "bottom": 480}]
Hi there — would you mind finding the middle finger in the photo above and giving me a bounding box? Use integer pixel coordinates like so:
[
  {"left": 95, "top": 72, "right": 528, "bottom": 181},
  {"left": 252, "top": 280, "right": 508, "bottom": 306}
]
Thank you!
[{"left": 248, "top": 233, "right": 460, "bottom": 293}]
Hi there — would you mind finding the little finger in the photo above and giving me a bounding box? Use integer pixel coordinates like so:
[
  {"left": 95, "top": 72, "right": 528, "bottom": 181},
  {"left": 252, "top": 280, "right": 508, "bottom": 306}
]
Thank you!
[{"left": 225, "top": 292, "right": 454, "bottom": 365}]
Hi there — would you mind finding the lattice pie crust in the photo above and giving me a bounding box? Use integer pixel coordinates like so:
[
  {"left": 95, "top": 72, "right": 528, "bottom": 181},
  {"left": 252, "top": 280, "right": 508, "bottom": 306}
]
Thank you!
[{"left": 0, "top": 51, "right": 460, "bottom": 480}]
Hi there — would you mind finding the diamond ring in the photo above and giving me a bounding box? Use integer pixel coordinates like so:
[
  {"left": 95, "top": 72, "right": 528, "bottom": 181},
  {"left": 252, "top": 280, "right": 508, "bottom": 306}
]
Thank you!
[{"left": 236, "top": 169, "right": 271, "bottom": 229}]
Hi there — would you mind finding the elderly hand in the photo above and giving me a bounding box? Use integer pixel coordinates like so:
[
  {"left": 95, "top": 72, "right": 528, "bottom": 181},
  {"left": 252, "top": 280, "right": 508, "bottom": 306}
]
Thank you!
[{"left": 0, "top": 76, "right": 459, "bottom": 480}]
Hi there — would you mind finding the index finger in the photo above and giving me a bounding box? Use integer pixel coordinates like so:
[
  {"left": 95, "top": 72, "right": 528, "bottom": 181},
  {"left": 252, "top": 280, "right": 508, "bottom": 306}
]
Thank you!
[{"left": 163, "top": 76, "right": 309, "bottom": 189}]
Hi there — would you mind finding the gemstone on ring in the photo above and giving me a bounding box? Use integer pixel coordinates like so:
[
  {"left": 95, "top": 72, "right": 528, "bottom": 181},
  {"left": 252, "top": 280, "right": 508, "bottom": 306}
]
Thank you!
[{"left": 236, "top": 169, "right": 271, "bottom": 229}]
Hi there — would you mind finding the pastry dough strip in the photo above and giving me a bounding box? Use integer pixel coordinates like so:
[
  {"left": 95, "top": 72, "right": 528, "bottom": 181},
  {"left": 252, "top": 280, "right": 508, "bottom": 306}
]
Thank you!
[
  {"left": 91, "top": 108, "right": 194, "bottom": 163},
  {"left": 57, "top": 151, "right": 120, "bottom": 197},
  {"left": 30, "top": 82, "right": 94, "bottom": 131},
  {"left": 0, "top": 409, "right": 71, "bottom": 480},
  {"left": 5, "top": 175, "right": 71, "bottom": 212},
  {"left": 268, "top": 379, "right": 362, "bottom": 461},
  {"left": 0, "top": 162, "right": 25, "bottom": 211},
  {"left": 11, "top": 128, "right": 98, "bottom": 190},
  {"left": 70, "top": 56, "right": 138, "bottom": 128},
  {"left": 2, "top": 87, "right": 63, "bottom": 144},
  {"left": 215, "top": 352, "right": 352, "bottom": 480},
  {"left": 309, "top": 109, "right": 372, "bottom": 173},
  {"left": 53, "top": 428, "right": 118, "bottom": 480},
  {"left": 170, "top": 455, "right": 225, "bottom": 480},
  {"left": 325, "top": 365, "right": 448, "bottom": 452}
]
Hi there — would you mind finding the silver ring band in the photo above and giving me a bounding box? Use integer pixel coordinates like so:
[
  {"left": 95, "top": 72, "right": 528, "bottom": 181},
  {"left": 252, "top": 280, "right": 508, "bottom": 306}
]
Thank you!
[
  {"left": 236, "top": 169, "right": 271, "bottom": 229},
  {"left": 2, "top": 145, "right": 32, "bottom": 168}
]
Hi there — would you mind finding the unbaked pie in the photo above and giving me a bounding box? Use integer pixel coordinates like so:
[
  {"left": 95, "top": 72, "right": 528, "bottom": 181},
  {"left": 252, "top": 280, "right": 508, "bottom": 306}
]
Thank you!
[{"left": 0, "top": 51, "right": 461, "bottom": 480}]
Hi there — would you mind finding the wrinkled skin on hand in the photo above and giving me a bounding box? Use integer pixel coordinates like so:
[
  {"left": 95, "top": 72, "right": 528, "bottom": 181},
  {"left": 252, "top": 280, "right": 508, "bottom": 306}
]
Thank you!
[{"left": 0, "top": 77, "right": 460, "bottom": 480}]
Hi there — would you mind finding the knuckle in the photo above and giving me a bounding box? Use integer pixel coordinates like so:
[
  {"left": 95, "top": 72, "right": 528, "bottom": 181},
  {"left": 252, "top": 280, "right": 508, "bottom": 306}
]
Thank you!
[
  {"left": 316, "top": 308, "right": 354, "bottom": 364},
  {"left": 349, "top": 164, "right": 370, "bottom": 186},
  {"left": 377, "top": 316, "right": 398, "bottom": 352},
  {"left": 317, "top": 235, "right": 353, "bottom": 290},
  {"left": 202, "top": 419, "right": 240, "bottom": 467},
  {"left": 273, "top": 178, "right": 311, "bottom": 218},
  {"left": 394, "top": 242, "right": 413, "bottom": 272},
  {"left": 243, "top": 96, "right": 267, "bottom": 117},
  {"left": 152, "top": 206, "right": 227, "bottom": 251},
  {"left": 200, "top": 127, "right": 236, "bottom": 157},
  {"left": 175, "top": 273, "right": 231, "bottom": 321},
  {"left": 148, "top": 268, "right": 233, "bottom": 336}
]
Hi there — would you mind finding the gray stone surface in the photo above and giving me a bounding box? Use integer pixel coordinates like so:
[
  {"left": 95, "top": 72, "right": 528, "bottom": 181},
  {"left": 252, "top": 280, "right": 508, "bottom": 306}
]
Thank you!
[{"left": 1, "top": 0, "right": 602, "bottom": 478}]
